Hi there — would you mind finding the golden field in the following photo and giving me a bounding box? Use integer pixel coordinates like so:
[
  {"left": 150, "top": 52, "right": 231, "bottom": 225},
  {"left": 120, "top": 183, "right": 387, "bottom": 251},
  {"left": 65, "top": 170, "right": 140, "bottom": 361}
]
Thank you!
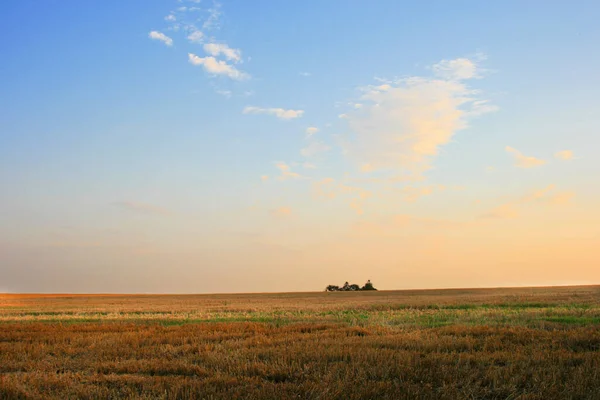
[{"left": 1, "top": 286, "right": 599, "bottom": 399}]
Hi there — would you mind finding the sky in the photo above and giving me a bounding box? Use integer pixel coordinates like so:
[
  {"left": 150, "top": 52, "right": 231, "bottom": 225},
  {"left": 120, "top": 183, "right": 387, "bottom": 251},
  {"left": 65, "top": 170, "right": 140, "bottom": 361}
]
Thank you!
[{"left": 1, "top": 0, "right": 599, "bottom": 293}]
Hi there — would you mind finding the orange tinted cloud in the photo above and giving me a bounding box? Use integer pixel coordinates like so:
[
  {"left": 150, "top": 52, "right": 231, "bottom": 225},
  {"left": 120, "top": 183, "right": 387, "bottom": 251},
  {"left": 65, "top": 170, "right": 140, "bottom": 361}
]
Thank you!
[
  {"left": 505, "top": 146, "right": 546, "bottom": 168},
  {"left": 270, "top": 207, "right": 292, "bottom": 218},
  {"left": 554, "top": 150, "right": 574, "bottom": 160}
]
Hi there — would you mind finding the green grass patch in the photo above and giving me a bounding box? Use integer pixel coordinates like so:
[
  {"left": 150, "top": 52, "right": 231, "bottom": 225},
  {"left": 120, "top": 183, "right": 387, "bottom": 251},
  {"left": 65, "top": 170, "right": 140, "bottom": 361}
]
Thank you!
[{"left": 543, "top": 316, "right": 600, "bottom": 325}]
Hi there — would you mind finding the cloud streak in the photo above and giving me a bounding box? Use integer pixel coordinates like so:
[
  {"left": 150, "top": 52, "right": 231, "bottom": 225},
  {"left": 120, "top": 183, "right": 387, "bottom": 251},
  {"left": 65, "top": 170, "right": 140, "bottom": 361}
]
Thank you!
[
  {"left": 479, "top": 185, "right": 574, "bottom": 219},
  {"left": 275, "top": 162, "right": 303, "bottom": 180},
  {"left": 187, "top": 30, "right": 204, "bottom": 43},
  {"left": 243, "top": 106, "right": 304, "bottom": 120},
  {"left": 148, "top": 31, "right": 173, "bottom": 46},
  {"left": 301, "top": 140, "right": 330, "bottom": 157},
  {"left": 188, "top": 53, "right": 249, "bottom": 80},
  {"left": 505, "top": 146, "right": 546, "bottom": 168},
  {"left": 203, "top": 43, "right": 241, "bottom": 62},
  {"left": 270, "top": 206, "right": 292, "bottom": 218}
]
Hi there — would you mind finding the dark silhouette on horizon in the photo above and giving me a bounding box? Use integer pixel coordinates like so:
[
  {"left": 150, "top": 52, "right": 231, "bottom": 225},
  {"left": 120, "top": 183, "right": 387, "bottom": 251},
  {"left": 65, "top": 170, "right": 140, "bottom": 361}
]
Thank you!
[{"left": 326, "top": 280, "right": 377, "bottom": 292}]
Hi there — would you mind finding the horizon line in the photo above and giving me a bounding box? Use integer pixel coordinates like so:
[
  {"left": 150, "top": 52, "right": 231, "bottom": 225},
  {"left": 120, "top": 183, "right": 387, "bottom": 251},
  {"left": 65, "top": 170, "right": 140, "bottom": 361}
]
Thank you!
[{"left": 1, "top": 283, "right": 598, "bottom": 297}]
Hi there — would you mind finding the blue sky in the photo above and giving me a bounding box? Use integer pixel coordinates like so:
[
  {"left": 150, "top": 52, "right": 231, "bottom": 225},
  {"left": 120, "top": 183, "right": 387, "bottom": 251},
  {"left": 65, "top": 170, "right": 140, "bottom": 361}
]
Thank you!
[{"left": 1, "top": 0, "right": 599, "bottom": 293}]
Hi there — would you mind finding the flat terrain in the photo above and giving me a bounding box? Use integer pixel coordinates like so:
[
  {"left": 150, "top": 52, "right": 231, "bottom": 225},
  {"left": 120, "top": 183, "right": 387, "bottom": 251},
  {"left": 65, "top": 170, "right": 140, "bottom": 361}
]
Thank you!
[{"left": 1, "top": 286, "right": 600, "bottom": 399}]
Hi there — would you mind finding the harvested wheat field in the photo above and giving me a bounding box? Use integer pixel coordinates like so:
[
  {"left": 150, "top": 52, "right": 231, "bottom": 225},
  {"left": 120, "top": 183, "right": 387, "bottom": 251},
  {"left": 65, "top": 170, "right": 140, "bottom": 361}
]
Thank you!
[{"left": 1, "top": 286, "right": 600, "bottom": 399}]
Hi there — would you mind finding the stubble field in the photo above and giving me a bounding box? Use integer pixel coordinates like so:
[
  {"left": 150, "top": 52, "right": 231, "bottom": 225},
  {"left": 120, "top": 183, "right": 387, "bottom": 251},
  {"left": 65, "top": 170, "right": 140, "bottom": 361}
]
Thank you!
[{"left": 1, "top": 286, "right": 600, "bottom": 399}]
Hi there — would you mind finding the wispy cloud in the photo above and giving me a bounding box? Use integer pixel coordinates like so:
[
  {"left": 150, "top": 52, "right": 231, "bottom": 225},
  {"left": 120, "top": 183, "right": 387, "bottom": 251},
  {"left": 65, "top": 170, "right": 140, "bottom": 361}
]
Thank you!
[
  {"left": 243, "top": 106, "right": 304, "bottom": 120},
  {"left": 299, "top": 72, "right": 311, "bottom": 77},
  {"left": 270, "top": 206, "right": 292, "bottom": 218},
  {"left": 154, "top": 1, "right": 249, "bottom": 87},
  {"left": 305, "top": 127, "right": 319, "bottom": 136},
  {"left": 479, "top": 204, "right": 520, "bottom": 219},
  {"left": 301, "top": 140, "right": 330, "bottom": 157},
  {"left": 148, "top": 31, "right": 173, "bottom": 46},
  {"left": 395, "top": 185, "right": 437, "bottom": 202},
  {"left": 215, "top": 89, "right": 232, "bottom": 97},
  {"left": 431, "top": 57, "right": 480, "bottom": 80},
  {"left": 188, "top": 53, "right": 249, "bottom": 80},
  {"left": 113, "top": 201, "right": 171, "bottom": 216},
  {"left": 275, "top": 162, "right": 303, "bottom": 180},
  {"left": 313, "top": 178, "right": 371, "bottom": 214},
  {"left": 341, "top": 56, "right": 496, "bottom": 174},
  {"left": 203, "top": 1, "right": 222, "bottom": 30},
  {"left": 555, "top": 150, "right": 574, "bottom": 160},
  {"left": 505, "top": 146, "right": 546, "bottom": 168},
  {"left": 550, "top": 191, "right": 575, "bottom": 205},
  {"left": 203, "top": 43, "right": 241, "bottom": 62},
  {"left": 479, "top": 185, "right": 573, "bottom": 219},
  {"left": 352, "top": 214, "right": 465, "bottom": 236},
  {"left": 187, "top": 30, "right": 204, "bottom": 43}
]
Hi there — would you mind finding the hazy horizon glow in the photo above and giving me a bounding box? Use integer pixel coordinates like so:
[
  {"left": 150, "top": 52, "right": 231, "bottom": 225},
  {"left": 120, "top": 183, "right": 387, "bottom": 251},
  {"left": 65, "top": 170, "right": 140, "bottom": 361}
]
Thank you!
[{"left": 1, "top": 1, "right": 599, "bottom": 293}]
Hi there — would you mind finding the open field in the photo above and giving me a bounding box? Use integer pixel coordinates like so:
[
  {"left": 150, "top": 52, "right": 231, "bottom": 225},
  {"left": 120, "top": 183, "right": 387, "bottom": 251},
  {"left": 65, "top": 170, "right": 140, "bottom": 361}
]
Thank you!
[{"left": 1, "top": 286, "right": 600, "bottom": 399}]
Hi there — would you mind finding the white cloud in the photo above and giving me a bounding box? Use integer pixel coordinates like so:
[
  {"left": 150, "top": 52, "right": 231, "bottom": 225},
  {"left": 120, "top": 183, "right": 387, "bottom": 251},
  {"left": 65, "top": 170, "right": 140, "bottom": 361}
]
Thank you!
[
  {"left": 555, "top": 150, "right": 574, "bottom": 160},
  {"left": 243, "top": 106, "right": 304, "bottom": 120},
  {"left": 188, "top": 53, "right": 249, "bottom": 80},
  {"left": 187, "top": 30, "right": 204, "bottom": 43},
  {"left": 203, "top": 2, "right": 222, "bottom": 30},
  {"left": 302, "top": 162, "right": 317, "bottom": 169},
  {"left": 306, "top": 127, "right": 319, "bottom": 136},
  {"left": 299, "top": 72, "right": 311, "bottom": 77},
  {"left": 148, "top": 31, "right": 173, "bottom": 47},
  {"left": 165, "top": 14, "right": 176, "bottom": 22},
  {"left": 215, "top": 89, "right": 231, "bottom": 97},
  {"left": 301, "top": 140, "right": 330, "bottom": 157},
  {"left": 505, "top": 146, "right": 546, "bottom": 168},
  {"left": 203, "top": 43, "right": 241, "bottom": 62},
  {"left": 342, "top": 56, "right": 495, "bottom": 174},
  {"left": 431, "top": 57, "right": 479, "bottom": 80}
]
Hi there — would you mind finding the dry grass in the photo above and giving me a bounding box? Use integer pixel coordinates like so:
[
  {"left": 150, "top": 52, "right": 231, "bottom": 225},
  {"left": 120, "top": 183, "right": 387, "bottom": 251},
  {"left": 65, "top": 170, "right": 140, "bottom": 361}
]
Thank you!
[{"left": 1, "top": 286, "right": 599, "bottom": 399}]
